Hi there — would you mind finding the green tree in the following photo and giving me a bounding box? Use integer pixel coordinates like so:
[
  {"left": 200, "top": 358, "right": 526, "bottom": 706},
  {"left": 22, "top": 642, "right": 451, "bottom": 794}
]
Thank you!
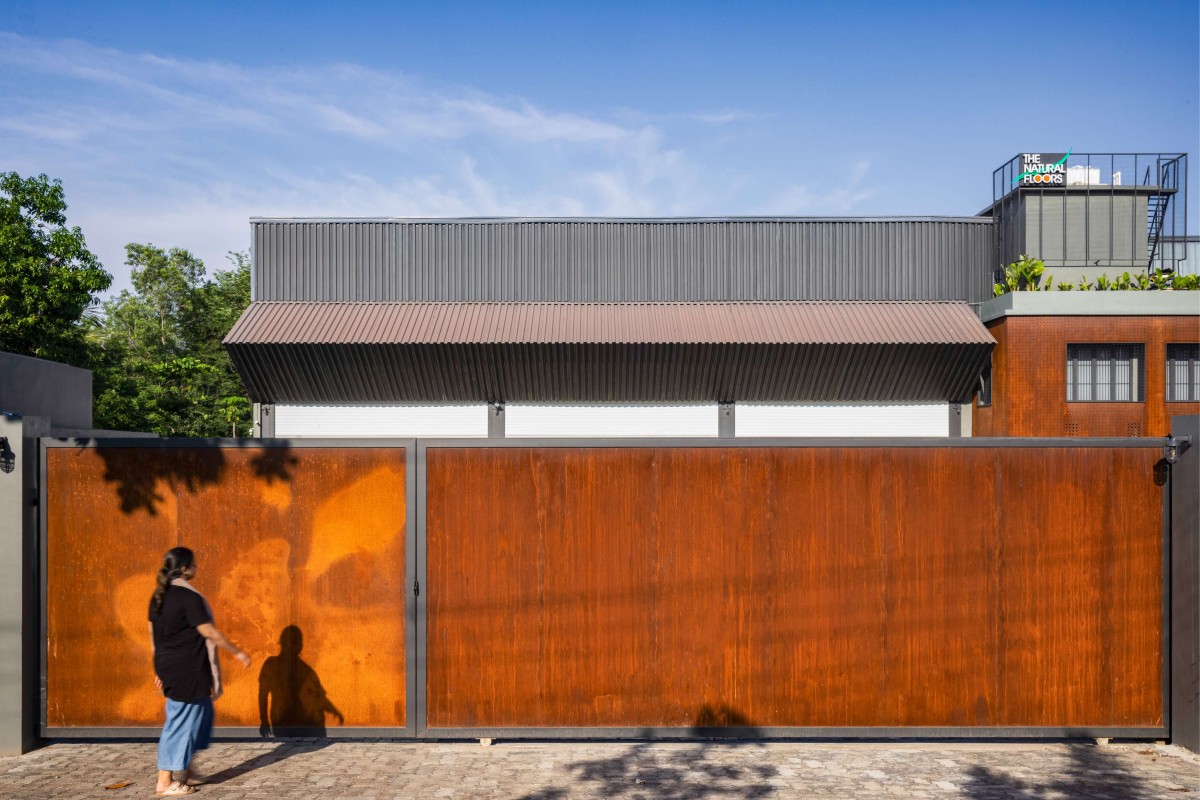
[
  {"left": 92, "top": 246, "right": 252, "bottom": 437},
  {"left": 0, "top": 172, "right": 112, "bottom": 364}
]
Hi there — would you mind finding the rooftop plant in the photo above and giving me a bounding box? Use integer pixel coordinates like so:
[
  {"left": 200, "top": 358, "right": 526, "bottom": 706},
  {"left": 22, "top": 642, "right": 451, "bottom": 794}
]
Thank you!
[
  {"left": 994, "top": 256, "right": 1199, "bottom": 296},
  {"left": 994, "top": 255, "right": 1049, "bottom": 295}
]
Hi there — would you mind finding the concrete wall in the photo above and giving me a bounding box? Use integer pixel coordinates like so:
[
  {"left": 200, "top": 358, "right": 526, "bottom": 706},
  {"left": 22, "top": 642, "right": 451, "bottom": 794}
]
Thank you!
[
  {"left": 0, "top": 413, "right": 48, "bottom": 755},
  {"left": 1171, "top": 414, "right": 1199, "bottom": 753},
  {"left": 0, "top": 352, "right": 92, "bottom": 430},
  {"left": 0, "top": 353, "right": 157, "bottom": 753}
]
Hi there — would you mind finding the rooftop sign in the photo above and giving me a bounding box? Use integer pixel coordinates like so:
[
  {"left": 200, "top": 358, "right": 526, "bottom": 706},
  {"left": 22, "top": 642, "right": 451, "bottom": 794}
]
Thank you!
[{"left": 1014, "top": 150, "right": 1072, "bottom": 186}]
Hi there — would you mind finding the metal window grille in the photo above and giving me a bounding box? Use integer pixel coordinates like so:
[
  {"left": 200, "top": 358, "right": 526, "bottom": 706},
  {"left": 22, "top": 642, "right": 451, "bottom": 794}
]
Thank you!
[
  {"left": 1166, "top": 343, "right": 1200, "bottom": 402},
  {"left": 1066, "top": 344, "right": 1144, "bottom": 402}
]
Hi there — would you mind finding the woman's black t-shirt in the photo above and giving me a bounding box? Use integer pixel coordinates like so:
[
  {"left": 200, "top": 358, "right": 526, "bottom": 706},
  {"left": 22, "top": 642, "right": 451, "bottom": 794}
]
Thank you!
[{"left": 149, "top": 586, "right": 214, "bottom": 702}]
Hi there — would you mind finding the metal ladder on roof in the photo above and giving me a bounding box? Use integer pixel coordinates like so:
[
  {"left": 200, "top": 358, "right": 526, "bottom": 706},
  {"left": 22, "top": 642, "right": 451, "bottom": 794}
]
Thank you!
[
  {"left": 1146, "top": 155, "right": 1184, "bottom": 270},
  {"left": 1147, "top": 193, "right": 1169, "bottom": 268}
]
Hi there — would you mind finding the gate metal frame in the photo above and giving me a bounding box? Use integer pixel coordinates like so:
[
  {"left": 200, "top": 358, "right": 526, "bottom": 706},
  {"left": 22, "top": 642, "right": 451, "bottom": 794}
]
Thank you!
[{"left": 39, "top": 435, "right": 1170, "bottom": 741}]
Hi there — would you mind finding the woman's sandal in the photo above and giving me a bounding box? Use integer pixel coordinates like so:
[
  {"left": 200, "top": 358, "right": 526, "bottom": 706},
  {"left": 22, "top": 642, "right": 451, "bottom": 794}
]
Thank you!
[{"left": 156, "top": 780, "right": 197, "bottom": 796}]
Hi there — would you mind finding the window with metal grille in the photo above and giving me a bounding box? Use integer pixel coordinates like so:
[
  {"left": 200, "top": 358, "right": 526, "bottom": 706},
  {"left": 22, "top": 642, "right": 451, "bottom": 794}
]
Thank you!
[
  {"left": 1066, "top": 344, "right": 1144, "bottom": 402},
  {"left": 1166, "top": 343, "right": 1200, "bottom": 402}
]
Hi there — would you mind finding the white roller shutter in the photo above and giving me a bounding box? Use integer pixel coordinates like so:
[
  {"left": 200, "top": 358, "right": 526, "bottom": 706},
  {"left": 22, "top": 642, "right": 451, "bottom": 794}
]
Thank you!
[
  {"left": 505, "top": 404, "right": 717, "bottom": 437},
  {"left": 273, "top": 405, "right": 488, "bottom": 437},
  {"left": 272, "top": 403, "right": 947, "bottom": 438},
  {"left": 735, "top": 403, "right": 949, "bottom": 437}
]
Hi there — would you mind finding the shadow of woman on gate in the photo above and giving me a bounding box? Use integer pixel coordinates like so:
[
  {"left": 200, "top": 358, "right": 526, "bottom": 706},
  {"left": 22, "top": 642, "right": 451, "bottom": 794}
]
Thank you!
[
  {"left": 198, "top": 626, "right": 344, "bottom": 786},
  {"left": 258, "top": 625, "right": 344, "bottom": 737}
]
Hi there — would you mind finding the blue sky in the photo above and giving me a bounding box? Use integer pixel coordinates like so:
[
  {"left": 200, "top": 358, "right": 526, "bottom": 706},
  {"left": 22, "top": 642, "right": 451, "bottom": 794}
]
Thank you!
[{"left": 2, "top": 1, "right": 1197, "bottom": 294}]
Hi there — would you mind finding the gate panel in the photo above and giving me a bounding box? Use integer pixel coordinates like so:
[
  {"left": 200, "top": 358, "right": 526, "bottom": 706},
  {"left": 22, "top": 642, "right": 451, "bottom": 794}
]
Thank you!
[
  {"left": 425, "top": 445, "right": 1162, "bottom": 730},
  {"left": 44, "top": 443, "right": 408, "bottom": 732}
]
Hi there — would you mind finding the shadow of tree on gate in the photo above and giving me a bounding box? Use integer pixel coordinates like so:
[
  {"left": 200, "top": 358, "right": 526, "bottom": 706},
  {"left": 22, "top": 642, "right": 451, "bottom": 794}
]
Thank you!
[
  {"left": 76, "top": 438, "right": 298, "bottom": 515},
  {"left": 518, "top": 705, "right": 780, "bottom": 800}
]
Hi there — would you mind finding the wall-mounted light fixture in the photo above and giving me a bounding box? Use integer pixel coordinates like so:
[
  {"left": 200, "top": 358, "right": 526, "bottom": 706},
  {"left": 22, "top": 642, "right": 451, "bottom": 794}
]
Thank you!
[
  {"left": 1164, "top": 434, "right": 1192, "bottom": 465},
  {"left": 0, "top": 437, "right": 14, "bottom": 474}
]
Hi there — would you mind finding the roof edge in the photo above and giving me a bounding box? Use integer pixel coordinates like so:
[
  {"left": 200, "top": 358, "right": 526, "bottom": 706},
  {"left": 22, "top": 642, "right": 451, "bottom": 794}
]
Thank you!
[
  {"left": 236, "top": 299, "right": 981, "bottom": 307},
  {"left": 980, "top": 292, "right": 1200, "bottom": 322},
  {"left": 249, "top": 215, "right": 996, "bottom": 225}
]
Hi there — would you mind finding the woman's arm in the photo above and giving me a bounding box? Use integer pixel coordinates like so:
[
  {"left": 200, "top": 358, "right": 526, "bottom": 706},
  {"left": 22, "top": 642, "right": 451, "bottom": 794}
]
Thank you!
[
  {"left": 196, "top": 622, "right": 252, "bottom": 668},
  {"left": 207, "top": 639, "right": 223, "bottom": 699},
  {"left": 148, "top": 621, "right": 162, "bottom": 691}
]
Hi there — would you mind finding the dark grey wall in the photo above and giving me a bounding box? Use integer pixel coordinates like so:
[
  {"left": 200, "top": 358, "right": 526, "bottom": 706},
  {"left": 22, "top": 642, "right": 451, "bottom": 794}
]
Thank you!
[
  {"left": 0, "top": 413, "right": 48, "bottom": 755},
  {"left": 993, "top": 188, "right": 1152, "bottom": 272},
  {"left": 0, "top": 352, "right": 91, "bottom": 430},
  {"left": 1171, "top": 414, "right": 1199, "bottom": 753},
  {"left": 252, "top": 218, "right": 995, "bottom": 304},
  {"left": 1023, "top": 192, "right": 1147, "bottom": 269}
]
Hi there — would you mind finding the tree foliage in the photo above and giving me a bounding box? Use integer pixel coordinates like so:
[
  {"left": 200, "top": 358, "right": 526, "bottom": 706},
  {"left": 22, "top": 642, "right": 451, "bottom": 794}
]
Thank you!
[
  {"left": 0, "top": 173, "right": 252, "bottom": 436},
  {"left": 92, "top": 247, "right": 253, "bottom": 437},
  {"left": 0, "top": 172, "right": 112, "bottom": 364}
]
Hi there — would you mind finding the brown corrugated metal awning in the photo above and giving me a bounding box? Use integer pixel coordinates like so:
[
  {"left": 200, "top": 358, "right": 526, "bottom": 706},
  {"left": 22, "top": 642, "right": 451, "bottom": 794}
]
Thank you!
[
  {"left": 225, "top": 301, "right": 994, "bottom": 404},
  {"left": 227, "top": 301, "right": 993, "bottom": 345}
]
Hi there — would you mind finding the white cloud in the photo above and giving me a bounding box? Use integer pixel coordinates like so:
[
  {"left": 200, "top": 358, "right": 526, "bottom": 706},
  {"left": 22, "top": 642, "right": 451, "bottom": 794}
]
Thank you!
[
  {"left": 0, "top": 32, "right": 875, "bottom": 293},
  {"left": 760, "top": 160, "right": 876, "bottom": 215}
]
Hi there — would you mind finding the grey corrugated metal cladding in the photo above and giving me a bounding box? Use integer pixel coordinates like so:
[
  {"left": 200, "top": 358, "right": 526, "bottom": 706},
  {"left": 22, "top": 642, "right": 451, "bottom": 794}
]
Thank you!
[{"left": 252, "top": 218, "right": 996, "bottom": 304}]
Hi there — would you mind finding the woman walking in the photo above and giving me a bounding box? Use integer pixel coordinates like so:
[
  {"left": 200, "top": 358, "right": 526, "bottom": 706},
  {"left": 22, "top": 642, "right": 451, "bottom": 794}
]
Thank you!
[{"left": 148, "top": 547, "right": 251, "bottom": 796}]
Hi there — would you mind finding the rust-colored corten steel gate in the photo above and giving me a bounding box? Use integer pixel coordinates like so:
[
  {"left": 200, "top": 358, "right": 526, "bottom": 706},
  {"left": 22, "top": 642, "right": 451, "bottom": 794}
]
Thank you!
[
  {"left": 41, "top": 438, "right": 1169, "bottom": 740},
  {"left": 42, "top": 442, "right": 417, "bottom": 736}
]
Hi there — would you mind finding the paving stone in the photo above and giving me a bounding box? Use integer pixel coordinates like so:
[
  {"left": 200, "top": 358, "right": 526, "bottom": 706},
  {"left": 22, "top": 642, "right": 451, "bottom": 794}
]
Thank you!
[{"left": 1, "top": 740, "right": 1198, "bottom": 799}]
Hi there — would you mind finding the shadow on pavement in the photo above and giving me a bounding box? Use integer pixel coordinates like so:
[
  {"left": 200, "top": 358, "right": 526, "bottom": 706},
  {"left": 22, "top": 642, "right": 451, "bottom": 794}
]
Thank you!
[
  {"left": 961, "top": 743, "right": 1161, "bottom": 799},
  {"left": 200, "top": 740, "right": 333, "bottom": 785},
  {"left": 518, "top": 705, "right": 779, "bottom": 800}
]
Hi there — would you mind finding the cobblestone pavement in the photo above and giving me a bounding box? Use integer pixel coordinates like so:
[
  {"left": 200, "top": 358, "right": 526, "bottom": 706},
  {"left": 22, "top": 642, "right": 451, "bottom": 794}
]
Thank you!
[{"left": 1, "top": 739, "right": 1197, "bottom": 800}]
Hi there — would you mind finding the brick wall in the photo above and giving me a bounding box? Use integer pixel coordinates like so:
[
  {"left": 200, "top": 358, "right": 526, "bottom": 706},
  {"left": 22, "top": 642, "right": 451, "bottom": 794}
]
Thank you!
[{"left": 973, "top": 315, "right": 1200, "bottom": 437}]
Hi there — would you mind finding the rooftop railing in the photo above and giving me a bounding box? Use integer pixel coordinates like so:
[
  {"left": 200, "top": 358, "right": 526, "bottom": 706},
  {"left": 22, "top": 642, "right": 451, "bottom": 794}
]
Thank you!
[{"left": 991, "top": 152, "right": 1188, "bottom": 273}]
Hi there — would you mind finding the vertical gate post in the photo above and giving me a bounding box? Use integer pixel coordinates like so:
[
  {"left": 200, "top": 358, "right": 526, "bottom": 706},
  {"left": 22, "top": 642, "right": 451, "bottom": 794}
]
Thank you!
[
  {"left": 405, "top": 439, "right": 420, "bottom": 737},
  {"left": 414, "top": 439, "right": 429, "bottom": 736},
  {"left": 0, "top": 413, "right": 48, "bottom": 755},
  {"left": 1170, "top": 415, "right": 1199, "bottom": 753}
]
